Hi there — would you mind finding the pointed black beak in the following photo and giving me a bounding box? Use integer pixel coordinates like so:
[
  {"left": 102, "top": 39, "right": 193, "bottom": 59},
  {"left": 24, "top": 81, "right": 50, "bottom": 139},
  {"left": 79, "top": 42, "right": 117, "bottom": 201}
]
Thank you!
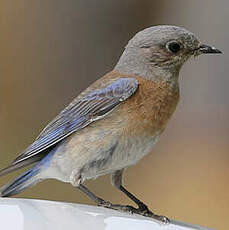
[{"left": 199, "top": 44, "right": 222, "bottom": 54}]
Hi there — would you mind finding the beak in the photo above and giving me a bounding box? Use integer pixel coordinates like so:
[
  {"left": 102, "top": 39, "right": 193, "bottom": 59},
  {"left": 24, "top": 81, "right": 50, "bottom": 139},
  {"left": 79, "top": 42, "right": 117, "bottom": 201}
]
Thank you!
[{"left": 198, "top": 44, "right": 222, "bottom": 54}]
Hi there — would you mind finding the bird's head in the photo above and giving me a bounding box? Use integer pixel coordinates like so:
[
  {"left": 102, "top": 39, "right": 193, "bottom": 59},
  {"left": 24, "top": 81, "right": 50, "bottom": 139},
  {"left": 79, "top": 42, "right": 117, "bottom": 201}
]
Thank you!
[{"left": 115, "top": 25, "right": 222, "bottom": 79}]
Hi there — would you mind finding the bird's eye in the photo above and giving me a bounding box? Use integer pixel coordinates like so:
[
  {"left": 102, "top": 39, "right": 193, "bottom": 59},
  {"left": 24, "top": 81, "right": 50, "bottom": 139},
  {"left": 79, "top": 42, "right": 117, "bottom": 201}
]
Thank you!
[{"left": 166, "top": 41, "right": 181, "bottom": 53}]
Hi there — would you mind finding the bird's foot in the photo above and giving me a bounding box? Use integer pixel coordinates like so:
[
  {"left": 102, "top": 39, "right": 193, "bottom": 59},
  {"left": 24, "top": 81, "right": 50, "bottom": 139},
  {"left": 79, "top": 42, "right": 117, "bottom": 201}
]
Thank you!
[
  {"left": 136, "top": 203, "right": 170, "bottom": 223},
  {"left": 96, "top": 197, "right": 138, "bottom": 213},
  {"left": 136, "top": 207, "right": 169, "bottom": 223},
  {"left": 95, "top": 197, "right": 112, "bottom": 208},
  {"left": 96, "top": 198, "right": 135, "bottom": 212},
  {"left": 96, "top": 199, "right": 169, "bottom": 224}
]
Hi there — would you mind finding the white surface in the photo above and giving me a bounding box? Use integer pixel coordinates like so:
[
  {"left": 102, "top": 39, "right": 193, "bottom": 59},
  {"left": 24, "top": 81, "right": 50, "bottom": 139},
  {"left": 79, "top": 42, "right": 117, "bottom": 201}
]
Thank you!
[{"left": 0, "top": 198, "right": 213, "bottom": 230}]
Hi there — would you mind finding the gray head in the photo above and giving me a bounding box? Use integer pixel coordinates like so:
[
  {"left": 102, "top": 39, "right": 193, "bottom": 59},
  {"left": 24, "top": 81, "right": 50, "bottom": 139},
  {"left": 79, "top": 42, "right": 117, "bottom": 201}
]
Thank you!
[{"left": 115, "top": 25, "right": 221, "bottom": 80}]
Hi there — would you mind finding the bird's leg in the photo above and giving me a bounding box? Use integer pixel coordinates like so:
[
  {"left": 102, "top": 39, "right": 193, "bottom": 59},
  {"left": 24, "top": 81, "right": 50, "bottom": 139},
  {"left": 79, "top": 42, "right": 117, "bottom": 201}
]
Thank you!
[
  {"left": 77, "top": 184, "right": 137, "bottom": 213},
  {"left": 77, "top": 184, "right": 111, "bottom": 206},
  {"left": 111, "top": 169, "right": 170, "bottom": 223}
]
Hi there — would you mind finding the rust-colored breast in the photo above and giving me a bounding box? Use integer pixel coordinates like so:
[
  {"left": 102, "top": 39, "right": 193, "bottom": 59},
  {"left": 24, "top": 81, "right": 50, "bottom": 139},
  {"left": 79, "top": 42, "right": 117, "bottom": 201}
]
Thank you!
[
  {"left": 119, "top": 76, "right": 180, "bottom": 137},
  {"left": 86, "top": 70, "right": 179, "bottom": 137}
]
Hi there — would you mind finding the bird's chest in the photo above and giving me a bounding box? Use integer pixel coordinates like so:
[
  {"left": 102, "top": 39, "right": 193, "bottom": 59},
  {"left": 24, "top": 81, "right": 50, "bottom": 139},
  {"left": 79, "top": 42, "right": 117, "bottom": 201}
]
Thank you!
[
  {"left": 120, "top": 77, "right": 180, "bottom": 138},
  {"left": 108, "top": 78, "right": 180, "bottom": 167}
]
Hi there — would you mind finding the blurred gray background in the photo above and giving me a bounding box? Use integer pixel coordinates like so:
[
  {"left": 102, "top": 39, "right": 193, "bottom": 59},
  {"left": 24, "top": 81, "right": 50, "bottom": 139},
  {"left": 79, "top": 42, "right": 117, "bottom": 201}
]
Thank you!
[{"left": 0, "top": 1, "right": 228, "bottom": 229}]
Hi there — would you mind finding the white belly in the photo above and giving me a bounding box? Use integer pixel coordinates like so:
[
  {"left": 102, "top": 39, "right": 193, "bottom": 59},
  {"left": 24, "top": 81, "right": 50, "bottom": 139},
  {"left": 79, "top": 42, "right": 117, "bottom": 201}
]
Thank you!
[
  {"left": 76, "top": 131, "right": 161, "bottom": 182},
  {"left": 40, "top": 125, "right": 161, "bottom": 185}
]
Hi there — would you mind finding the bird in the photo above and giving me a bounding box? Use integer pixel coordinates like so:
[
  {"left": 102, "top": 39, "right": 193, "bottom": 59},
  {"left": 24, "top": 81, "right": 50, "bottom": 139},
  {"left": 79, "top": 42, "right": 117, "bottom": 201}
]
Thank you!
[{"left": 0, "top": 25, "right": 221, "bottom": 222}]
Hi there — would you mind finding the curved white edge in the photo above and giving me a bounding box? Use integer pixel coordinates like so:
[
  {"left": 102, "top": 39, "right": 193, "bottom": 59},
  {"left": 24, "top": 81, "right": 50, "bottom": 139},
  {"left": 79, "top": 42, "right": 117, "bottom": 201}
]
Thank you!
[{"left": 0, "top": 198, "right": 214, "bottom": 230}]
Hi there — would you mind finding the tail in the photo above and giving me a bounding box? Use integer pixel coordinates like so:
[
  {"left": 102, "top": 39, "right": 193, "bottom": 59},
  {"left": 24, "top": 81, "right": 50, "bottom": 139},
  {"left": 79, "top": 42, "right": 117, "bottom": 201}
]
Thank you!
[
  {"left": 0, "top": 144, "right": 58, "bottom": 197},
  {"left": 0, "top": 154, "right": 45, "bottom": 177},
  {"left": 0, "top": 166, "right": 41, "bottom": 197}
]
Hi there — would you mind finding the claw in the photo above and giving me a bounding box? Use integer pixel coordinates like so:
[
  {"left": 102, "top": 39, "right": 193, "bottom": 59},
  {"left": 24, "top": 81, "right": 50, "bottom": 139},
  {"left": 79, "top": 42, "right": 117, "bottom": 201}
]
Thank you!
[
  {"left": 96, "top": 198, "right": 170, "bottom": 224},
  {"left": 96, "top": 198, "right": 112, "bottom": 208},
  {"left": 135, "top": 206, "right": 170, "bottom": 224},
  {"left": 147, "top": 213, "right": 170, "bottom": 223},
  {"left": 157, "top": 215, "right": 170, "bottom": 224}
]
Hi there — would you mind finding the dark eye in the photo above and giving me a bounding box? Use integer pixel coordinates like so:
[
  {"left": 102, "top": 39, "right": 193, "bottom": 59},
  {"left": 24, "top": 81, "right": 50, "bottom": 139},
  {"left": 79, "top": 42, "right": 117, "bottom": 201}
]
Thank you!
[{"left": 166, "top": 41, "right": 181, "bottom": 53}]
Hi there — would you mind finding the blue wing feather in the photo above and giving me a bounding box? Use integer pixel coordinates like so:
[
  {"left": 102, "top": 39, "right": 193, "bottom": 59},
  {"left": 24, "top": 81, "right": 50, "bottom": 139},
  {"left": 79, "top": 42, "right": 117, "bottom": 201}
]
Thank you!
[{"left": 13, "top": 77, "right": 138, "bottom": 164}]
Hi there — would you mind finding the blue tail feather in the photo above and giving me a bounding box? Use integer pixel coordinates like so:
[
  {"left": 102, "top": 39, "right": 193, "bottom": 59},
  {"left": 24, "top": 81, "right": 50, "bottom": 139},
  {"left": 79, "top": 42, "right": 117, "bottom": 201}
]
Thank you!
[
  {"left": 0, "top": 143, "right": 59, "bottom": 197},
  {"left": 0, "top": 166, "right": 41, "bottom": 197}
]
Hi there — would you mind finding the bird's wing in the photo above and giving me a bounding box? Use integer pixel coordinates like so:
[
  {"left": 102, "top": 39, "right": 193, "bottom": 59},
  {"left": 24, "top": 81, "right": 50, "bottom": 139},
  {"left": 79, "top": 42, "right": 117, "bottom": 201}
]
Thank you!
[{"left": 12, "top": 78, "right": 138, "bottom": 165}]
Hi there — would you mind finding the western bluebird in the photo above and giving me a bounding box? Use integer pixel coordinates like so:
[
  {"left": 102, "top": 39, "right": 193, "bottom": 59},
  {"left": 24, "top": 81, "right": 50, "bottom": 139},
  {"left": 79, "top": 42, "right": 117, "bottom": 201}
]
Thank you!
[{"left": 0, "top": 25, "right": 221, "bottom": 222}]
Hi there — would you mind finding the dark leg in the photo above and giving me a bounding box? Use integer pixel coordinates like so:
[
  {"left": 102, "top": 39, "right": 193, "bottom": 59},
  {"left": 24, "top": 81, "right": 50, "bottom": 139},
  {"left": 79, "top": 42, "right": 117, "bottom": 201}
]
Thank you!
[
  {"left": 77, "top": 184, "right": 138, "bottom": 213},
  {"left": 78, "top": 184, "right": 109, "bottom": 206},
  {"left": 111, "top": 169, "right": 169, "bottom": 223}
]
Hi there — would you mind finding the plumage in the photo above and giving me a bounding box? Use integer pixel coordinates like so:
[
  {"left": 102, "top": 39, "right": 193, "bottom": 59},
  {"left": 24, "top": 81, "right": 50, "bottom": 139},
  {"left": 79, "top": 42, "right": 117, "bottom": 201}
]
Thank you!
[
  {"left": 12, "top": 77, "right": 138, "bottom": 165},
  {"left": 0, "top": 25, "right": 221, "bottom": 221}
]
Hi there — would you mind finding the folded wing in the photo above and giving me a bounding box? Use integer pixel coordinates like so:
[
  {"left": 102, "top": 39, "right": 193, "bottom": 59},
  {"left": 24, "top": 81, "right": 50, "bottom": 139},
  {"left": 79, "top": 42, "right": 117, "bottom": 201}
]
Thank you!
[{"left": 12, "top": 78, "right": 139, "bottom": 165}]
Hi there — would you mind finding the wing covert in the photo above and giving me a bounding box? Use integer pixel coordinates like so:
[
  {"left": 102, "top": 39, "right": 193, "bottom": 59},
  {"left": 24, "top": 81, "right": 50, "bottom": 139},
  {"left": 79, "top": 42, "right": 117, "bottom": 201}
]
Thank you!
[{"left": 13, "top": 78, "right": 138, "bottom": 164}]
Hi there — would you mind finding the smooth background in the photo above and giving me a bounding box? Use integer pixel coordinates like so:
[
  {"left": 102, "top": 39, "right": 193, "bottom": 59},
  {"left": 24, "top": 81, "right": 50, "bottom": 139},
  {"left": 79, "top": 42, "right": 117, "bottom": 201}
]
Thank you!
[{"left": 0, "top": 1, "right": 228, "bottom": 230}]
